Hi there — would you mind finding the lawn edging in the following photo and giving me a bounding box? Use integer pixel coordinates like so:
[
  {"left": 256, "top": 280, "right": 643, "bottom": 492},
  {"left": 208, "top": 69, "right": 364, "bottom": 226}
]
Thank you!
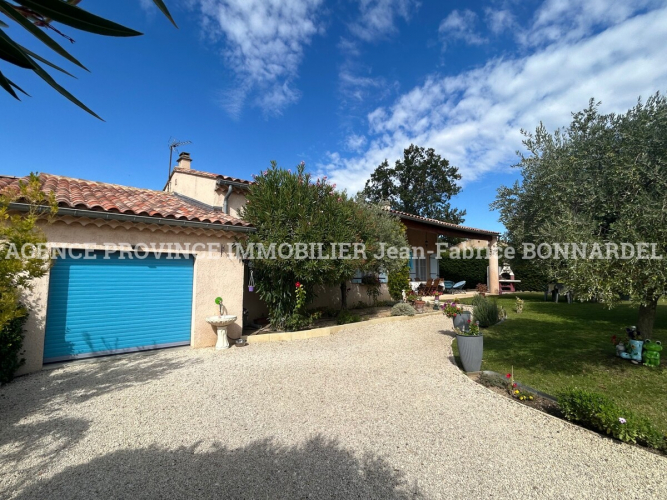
[{"left": 244, "top": 310, "right": 442, "bottom": 344}]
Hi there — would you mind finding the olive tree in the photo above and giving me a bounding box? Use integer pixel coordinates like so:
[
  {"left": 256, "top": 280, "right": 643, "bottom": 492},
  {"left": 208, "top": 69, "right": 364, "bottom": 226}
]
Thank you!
[{"left": 493, "top": 94, "right": 667, "bottom": 336}]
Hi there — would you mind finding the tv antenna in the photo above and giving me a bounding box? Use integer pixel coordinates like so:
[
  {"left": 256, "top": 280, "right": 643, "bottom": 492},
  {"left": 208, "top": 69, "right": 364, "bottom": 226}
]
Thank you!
[{"left": 168, "top": 138, "right": 192, "bottom": 179}]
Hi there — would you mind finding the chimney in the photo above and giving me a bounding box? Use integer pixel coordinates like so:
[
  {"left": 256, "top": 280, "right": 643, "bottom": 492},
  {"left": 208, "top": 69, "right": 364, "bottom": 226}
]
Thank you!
[{"left": 177, "top": 152, "right": 192, "bottom": 170}]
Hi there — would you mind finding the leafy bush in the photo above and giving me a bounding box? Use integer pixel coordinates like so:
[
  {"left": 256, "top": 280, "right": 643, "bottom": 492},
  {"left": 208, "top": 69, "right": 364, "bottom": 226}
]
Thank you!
[
  {"left": 391, "top": 303, "right": 416, "bottom": 316},
  {"left": 472, "top": 295, "right": 500, "bottom": 327},
  {"left": 471, "top": 293, "right": 487, "bottom": 308},
  {"left": 0, "top": 313, "right": 28, "bottom": 384},
  {"left": 337, "top": 310, "right": 362, "bottom": 325},
  {"left": 283, "top": 313, "right": 314, "bottom": 331},
  {"left": 558, "top": 388, "right": 666, "bottom": 450},
  {"left": 388, "top": 263, "right": 410, "bottom": 301}
]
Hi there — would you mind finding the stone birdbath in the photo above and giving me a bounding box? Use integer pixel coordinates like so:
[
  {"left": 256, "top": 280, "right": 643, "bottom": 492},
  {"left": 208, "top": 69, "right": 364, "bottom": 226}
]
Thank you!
[{"left": 206, "top": 297, "right": 237, "bottom": 350}]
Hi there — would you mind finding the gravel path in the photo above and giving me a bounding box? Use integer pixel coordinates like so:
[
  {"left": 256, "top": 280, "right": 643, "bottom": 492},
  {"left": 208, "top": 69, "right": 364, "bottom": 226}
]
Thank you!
[{"left": 1, "top": 315, "right": 665, "bottom": 499}]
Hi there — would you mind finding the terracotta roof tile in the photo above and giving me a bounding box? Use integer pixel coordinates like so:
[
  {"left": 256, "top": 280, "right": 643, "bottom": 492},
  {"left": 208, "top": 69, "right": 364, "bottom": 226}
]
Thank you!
[
  {"left": 388, "top": 208, "right": 499, "bottom": 236},
  {"left": 172, "top": 167, "right": 253, "bottom": 185},
  {"left": 0, "top": 174, "right": 251, "bottom": 228}
]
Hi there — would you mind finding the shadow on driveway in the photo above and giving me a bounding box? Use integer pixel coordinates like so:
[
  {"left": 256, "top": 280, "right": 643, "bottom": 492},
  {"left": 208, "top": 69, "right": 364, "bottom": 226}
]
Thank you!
[
  {"left": 11, "top": 435, "right": 422, "bottom": 500},
  {"left": 1, "top": 350, "right": 198, "bottom": 494}
]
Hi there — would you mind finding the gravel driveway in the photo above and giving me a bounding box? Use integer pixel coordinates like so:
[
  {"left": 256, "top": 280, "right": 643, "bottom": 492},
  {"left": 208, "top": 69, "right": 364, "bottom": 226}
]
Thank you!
[{"left": 1, "top": 315, "right": 665, "bottom": 499}]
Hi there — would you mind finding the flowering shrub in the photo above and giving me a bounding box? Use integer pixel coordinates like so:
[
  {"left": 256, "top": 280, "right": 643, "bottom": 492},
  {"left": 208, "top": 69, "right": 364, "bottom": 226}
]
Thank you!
[
  {"left": 454, "top": 319, "right": 480, "bottom": 336},
  {"left": 405, "top": 290, "right": 418, "bottom": 303},
  {"left": 295, "top": 282, "right": 306, "bottom": 313},
  {"left": 515, "top": 297, "right": 524, "bottom": 314},
  {"left": 442, "top": 301, "right": 464, "bottom": 318},
  {"left": 558, "top": 388, "right": 666, "bottom": 450}
]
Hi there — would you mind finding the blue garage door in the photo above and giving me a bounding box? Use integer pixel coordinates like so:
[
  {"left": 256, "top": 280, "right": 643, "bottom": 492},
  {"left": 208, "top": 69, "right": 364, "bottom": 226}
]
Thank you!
[{"left": 44, "top": 251, "right": 194, "bottom": 363}]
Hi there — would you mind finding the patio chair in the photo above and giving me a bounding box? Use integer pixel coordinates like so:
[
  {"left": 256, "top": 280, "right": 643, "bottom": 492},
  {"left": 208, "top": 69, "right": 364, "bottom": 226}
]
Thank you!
[
  {"left": 418, "top": 279, "right": 433, "bottom": 296},
  {"left": 429, "top": 278, "right": 442, "bottom": 296},
  {"left": 451, "top": 280, "right": 466, "bottom": 293},
  {"left": 443, "top": 280, "right": 454, "bottom": 293}
]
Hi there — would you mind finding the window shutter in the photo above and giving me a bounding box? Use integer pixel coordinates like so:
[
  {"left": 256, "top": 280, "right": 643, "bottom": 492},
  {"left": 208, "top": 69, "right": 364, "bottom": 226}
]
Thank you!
[
  {"left": 429, "top": 254, "right": 439, "bottom": 279},
  {"left": 408, "top": 252, "right": 417, "bottom": 280}
]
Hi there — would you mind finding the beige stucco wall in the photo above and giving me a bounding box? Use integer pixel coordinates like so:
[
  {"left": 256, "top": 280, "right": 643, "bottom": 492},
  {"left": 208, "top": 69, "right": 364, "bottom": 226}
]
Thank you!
[
  {"left": 18, "top": 217, "right": 246, "bottom": 376},
  {"left": 169, "top": 171, "right": 247, "bottom": 219}
]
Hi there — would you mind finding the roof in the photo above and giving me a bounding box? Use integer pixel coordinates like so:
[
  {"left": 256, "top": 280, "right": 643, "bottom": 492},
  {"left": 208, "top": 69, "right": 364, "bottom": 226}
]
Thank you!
[
  {"left": 0, "top": 173, "right": 251, "bottom": 228},
  {"left": 388, "top": 208, "right": 499, "bottom": 236},
  {"left": 171, "top": 167, "right": 253, "bottom": 186}
]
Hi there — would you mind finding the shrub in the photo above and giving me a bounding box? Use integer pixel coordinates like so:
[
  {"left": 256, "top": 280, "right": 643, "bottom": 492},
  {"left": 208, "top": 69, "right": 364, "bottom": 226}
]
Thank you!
[
  {"left": 439, "top": 249, "right": 488, "bottom": 285},
  {"left": 391, "top": 303, "right": 416, "bottom": 317},
  {"left": 471, "top": 293, "right": 487, "bottom": 308},
  {"left": 558, "top": 388, "right": 666, "bottom": 450},
  {"left": 388, "top": 263, "right": 410, "bottom": 301},
  {"left": 336, "top": 310, "right": 362, "bottom": 325},
  {"left": 0, "top": 313, "right": 28, "bottom": 384},
  {"left": 472, "top": 295, "right": 500, "bottom": 327}
]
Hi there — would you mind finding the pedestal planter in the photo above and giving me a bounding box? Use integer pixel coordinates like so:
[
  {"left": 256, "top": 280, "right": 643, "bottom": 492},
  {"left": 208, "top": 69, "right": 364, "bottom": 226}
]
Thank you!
[
  {"left": 457, "top": 334, "right": 483, "bottom": 372},
  {"left": 452, "top": 311, "right": 472, "bottom": 332},
  {"left": 414, "top": 300, "right": 426, "bottom": 313}
]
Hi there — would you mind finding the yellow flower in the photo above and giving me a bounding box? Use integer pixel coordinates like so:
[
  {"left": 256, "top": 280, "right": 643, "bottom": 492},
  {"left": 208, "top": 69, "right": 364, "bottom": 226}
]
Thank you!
[
  {"left": 520, "top": 396, "right": 525, "bottom": 401},
  {"left": 514, "top": 390, "right": 519, "bottom": 394},
  {"left": 529, "top": 396, "right": 534, "bottom": 400}
]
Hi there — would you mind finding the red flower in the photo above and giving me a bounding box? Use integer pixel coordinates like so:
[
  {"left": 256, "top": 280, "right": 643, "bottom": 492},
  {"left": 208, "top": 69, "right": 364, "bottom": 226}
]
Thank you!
[
  {"left": 506, "top": 373, "right": 511, "bottom": 379},
  {"left": 467, "top": 319, "right": 471, "bottom": 323},
  {"left": 295, "top": 282, "right": 301, "bottom": 288},
  {"left": 512, "top": 383, "right": 517, "bottom": 388}
]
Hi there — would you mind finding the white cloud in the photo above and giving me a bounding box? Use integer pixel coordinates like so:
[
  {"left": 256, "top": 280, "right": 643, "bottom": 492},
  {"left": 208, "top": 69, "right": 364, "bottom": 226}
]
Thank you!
[
  {"left": 194, "top": 0, "right": 323, "bottom": 117},
  {"left": 438, "top": 9, "right": 486, "bottom": 49},
  {"left": 520, "top": 0, "right": 663, "bottom": 46},
  {"left": 484, "top": 8, "right": 516, "bottom": 34},
  {"left": 318, "top": 4, "right": 667, "bottom": 197},
  {"left": 339, "top": 68, "right": 389, "bottom": 104},
  {"left": 349, "top": 0, "right": 419, "bottom": 42},
  {"left": 345, "top": 133, "right": 368, "bottom": 152}
]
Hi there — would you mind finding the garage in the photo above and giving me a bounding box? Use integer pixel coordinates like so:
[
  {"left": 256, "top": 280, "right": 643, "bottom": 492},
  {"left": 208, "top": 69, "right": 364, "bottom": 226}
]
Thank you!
[{"left": 44, "top": 251, "right": 194, "bottom": 363}]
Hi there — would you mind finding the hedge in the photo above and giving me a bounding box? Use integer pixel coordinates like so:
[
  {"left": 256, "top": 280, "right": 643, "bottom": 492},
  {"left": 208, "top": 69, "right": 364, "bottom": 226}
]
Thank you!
[{"left": 438, "top": 250, "right": 549, "bottom": 292}]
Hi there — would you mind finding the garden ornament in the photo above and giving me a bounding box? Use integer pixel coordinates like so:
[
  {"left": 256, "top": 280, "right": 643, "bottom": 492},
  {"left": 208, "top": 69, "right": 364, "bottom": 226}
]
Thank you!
[{"left": 642, "top": 340, "right": 662, "bottom": 367}]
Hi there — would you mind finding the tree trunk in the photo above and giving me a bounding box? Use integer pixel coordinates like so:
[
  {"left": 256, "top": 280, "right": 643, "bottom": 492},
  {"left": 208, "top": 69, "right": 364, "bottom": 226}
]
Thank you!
[
  {"left": 637, "top": 296, "right": 660, "bottom": 338},
  {"left": 340, "top": 282, "right": 348, "bottom": 310}
]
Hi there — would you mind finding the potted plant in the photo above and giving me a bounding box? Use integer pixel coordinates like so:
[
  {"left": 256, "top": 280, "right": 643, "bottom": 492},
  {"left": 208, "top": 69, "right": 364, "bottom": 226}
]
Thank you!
[
  {"left": 405, "top": 290, "right": 418, "bottom": 303},
  {"left": 414, "top": 297, "right": 426, "bottom": 313},
  {"left": 442, "top": 301, "right": 471, "bottom": 331},
  {"left": 433, "top": 290, "right": 441, "bottom": 310},
  {"left": 455, "top": 320, "right": 483, "bottom": 372}
]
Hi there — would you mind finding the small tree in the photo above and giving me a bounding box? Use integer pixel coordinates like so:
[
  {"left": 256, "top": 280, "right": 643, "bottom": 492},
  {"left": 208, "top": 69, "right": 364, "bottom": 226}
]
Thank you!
[
  {"left": 240, "top": 162, "right": 360, "bottom": 328},
  {"left": 387, "top": 263, "right": 410, "bottom": 301},
  {"left": 0, "top": 173, "right": 56, "bottom": 382},
  {"left": 362, "top": 144, "right": 466, "bottom": 224},
  {"left": 493, "top": 94, "right": 667, "bottom": 336},
  {"left": 240, "top": 162, "right": 409, "bottom": 326}
]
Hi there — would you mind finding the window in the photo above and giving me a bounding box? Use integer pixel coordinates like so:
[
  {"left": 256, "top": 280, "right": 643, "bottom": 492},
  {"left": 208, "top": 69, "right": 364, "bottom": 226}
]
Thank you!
[{"left": 414, "top": 257, "right": 427, "bottom": 280}]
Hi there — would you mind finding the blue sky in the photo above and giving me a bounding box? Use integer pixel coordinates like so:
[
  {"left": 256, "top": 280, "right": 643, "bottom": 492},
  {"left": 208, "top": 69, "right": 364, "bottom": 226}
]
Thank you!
[{"left": 3, "top": 0, "right": 667, "bottom": 233}]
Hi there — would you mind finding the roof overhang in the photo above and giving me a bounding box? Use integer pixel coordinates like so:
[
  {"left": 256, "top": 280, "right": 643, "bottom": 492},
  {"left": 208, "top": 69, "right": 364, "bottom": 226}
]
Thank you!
[
  {"left": 395, "top": 212, "right": 499, "bottom": 241},
  {"left": 9, "top": 203, "right": 256, "bottom": 233}
]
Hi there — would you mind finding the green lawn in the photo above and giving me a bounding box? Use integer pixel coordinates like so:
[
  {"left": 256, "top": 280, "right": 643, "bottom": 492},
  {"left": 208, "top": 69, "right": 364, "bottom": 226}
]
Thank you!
[{"left": 453, "top": 293, "right": 667, "bottom": 433}]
